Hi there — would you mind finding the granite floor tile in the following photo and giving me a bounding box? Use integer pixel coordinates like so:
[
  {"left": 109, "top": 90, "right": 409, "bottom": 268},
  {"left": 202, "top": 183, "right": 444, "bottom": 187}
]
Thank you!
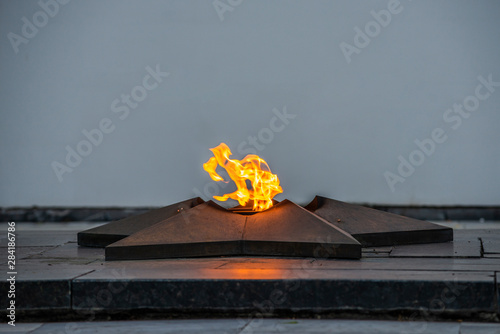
[
  {"left": 29, "top": 242, "right": 105, "bottom": 261},
  {"left": 482, "top": 241, "right": 500, "bottom": 254},
  {"left": 72, "top": 270, "right": 495, "bottom": 312},
  {"left": 218, "top": 256, "right": 500, "bottom": 272},
  {"left": 484, "top": 254, "right": 500, "bottom": 258},
  {"left": 0, "top": 258, "right": 100, "bottom": 280},
  {"left": 497, "top": 272, "right": 500, "bottom": 314},
  {"left": 0, "top": 231, "right": 76, "bottom": 247},
  {"left": 475, "top": 230, "right": 500, "bottom": 254},
  {"left": 3, "top": 320, "right": 499, "bottom": 334},
  {"left": 241, "top": 319, "right": 461, "bottom": 333},
  {"left": 361, "top": 252, "right": 391, "bottom": 258},
  {"left": 362, "top": 247, "right": 393, "bottom": 253},
  {"left": 98, "top": 267, "right": 493, "bottom": 280},
  {"left": 390, "top": 240, "right": 480, "bottom": 258},
  {"left": 0, "top": 279, "right": 70, "bottom": 310},
  {"left": 0, "top": 323, "right": 43, "bottom": 333},
  {"left": 0, "top": 246, "right": 55, "bottom": 264},
  {"left": 388, "top": 230, "right": 481, "bottom": 258},
  {"left": 0, "top": 224, "right": 498, "bottom": 319},
  {"left": 30, "top": 319, "right": 245, "bottom": 334},
  {"left": 459, "top": 322, "right": 500, "bottom": 334}
]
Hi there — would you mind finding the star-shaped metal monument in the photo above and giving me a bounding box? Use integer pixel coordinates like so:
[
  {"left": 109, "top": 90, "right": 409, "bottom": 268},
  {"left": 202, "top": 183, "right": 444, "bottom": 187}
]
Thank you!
[{"left": 78, "top": 196, "right": 453, "bottom": 261}]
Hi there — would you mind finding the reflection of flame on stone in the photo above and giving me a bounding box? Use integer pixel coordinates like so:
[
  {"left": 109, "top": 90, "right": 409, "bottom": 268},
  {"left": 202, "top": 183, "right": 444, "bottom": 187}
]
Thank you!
[
  {"left": 203, "top": 142, "right": 283, "bottom": 211},
  {"left": 201, "top": 267, "right": 289, "bottom": 280}
]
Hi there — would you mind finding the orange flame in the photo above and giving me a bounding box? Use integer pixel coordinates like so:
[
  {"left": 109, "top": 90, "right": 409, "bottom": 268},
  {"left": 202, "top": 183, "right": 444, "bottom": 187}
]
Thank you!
[{"left": 203, "top": 143, "right": 283, "bottom": 211}]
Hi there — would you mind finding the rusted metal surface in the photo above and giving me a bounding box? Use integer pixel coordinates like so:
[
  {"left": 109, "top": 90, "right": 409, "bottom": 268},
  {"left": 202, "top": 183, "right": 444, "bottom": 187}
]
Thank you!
[
  {"left": 227, "top": 199, "right": 279, "bottom": 215},
  {"left": 79, "top": 195, "right": 453, "bottom": 260},
  {"left": 105, "top": 200, "right": 361, "bottom": 261},
  {"left": 305, "top": 196, "right": 453, "bottom": 247},
  {"left": 77, "top": 197, "right": 204, "bottom": 247},
  {"left": 105, "top": 201, "right": 246, "bottom": 260},
  {"left": 244, "top": 200, "right": 361, "bottom": 258}
]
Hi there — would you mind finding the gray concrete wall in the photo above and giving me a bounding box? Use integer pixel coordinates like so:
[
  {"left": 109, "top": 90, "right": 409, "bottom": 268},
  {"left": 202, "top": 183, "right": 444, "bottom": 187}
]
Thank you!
[{"left": 1, "top": 0, "right": 499, "bottom": 207}]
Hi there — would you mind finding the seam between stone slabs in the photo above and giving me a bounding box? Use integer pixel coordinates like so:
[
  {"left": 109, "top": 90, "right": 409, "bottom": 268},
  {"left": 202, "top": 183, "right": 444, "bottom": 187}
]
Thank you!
[
  {"left": 23, "top": 323, "right": 43, "bottom": 333},
  {"left": 238, "top": 318, "right": 254, "bottom": 333},
  {"left": 480, "top": 237, "right": 485, "bottom": 257},
  {"left": 38, "top": 244, "right": 63, "bottom": 256},
  {"left": 495, "top": 271, "right": 499, "bottom": 314},
  {"left": 69, "top": 270, "right": 97, "bottom": 314},
  {"left": 214, "top": 261, "right": 230, "bottom": 269}
]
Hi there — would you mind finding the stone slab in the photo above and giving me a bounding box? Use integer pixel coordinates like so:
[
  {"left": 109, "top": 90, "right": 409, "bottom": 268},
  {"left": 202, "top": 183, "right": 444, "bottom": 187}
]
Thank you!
[
  {"left": 0, "top": 280, "right": 70, "bottom": 311},
  {"left": 362, "top": 246, "right": 392, "bottom": 258},
  {"left": 4, "top": 319, "right": 500, "bottom": 334},
  {"left": 0, "top": 231, "right": 76, "bottom": 247},
  {"left": 361, "top": 252, "right": 391, "bottom": 258},
  {"left": 0, "top": 257, "right": 497, "bottom": 315},
  {"left": 390, "top": 243, "right": 481, "bottom": 258},
  {"left": 459, "top": 323, "right": 500, "bottom": 334},
  {"left": 479, "top": 232, "right": 500, "bottom": 254},
  {"left": 29, "top": 242, "right": 105, "bottom": 262},
  {"left": 0, "top": 323, "right": 43, "bottom": 332},
  {"left": 29, "top": 319, "right": 246, "bottom": 334},
  {"left": 483, "top": 241, "right": 500, "bottom": 254},
  {"left": 497, "top": 272, "right": 500, "bottom": 313},
  {"left": 484, "top": 254, "right": 500, "bottom": 258},
  {"left": 362, "top": 247, "right": 393, "bottom": 253},
  {"left": 217, "top": 256, "right": 500, "bottom": 272},
  {"left": 305, "top": 196, "right": 453, "bottom": 247},
  {"left": 77, "top": 197, "right": 204, "bottom": 247},
  {"left": 455, "top": 229, "right": 500, "bottom": 254},
  {"left": 0, "top": 254, "right": 102, "bottom": 312},
  {"left": 0, "top": 242, "right": 105, "bottom": 282},
  {"left": 390, "top": 238, "right": 481, "bottom": 258},
  {"left": 0, "top": 246, "right": 55, "bottom": 264},
  {"left": 2, "top": 226, "right": 499, "bottom": 319},
  {"left": 389, "top": 230, "right": 481, "bottom": 258},
  {"left": 72, "top": 270, "right": 495, "bottom": 313},
  {"left": 242, "top": 319, "right": 461, "bottom": 334}
]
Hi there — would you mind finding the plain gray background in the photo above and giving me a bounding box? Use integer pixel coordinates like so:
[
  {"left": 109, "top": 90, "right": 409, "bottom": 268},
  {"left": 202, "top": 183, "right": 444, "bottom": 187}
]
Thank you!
[{"left": 1, "top": 0, "right": 499, "bottom": 207}]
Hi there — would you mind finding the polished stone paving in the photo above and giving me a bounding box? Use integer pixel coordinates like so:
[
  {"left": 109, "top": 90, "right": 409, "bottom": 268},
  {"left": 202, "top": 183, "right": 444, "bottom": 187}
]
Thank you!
[
  {"left": 1, "top": 319, "right": 500, "bottom": 333},
  {"left": 0, "top": 221, "right": 499, "bottom": 323}
]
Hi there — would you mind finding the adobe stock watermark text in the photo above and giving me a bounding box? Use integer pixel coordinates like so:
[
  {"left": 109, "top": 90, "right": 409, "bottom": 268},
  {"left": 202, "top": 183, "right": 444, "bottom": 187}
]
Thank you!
[
  {"left": 7, "top": 0, "right": 71, "bottom": 54},
  {"left": 384, "top": 74, "right": 499, "bottom": 192},
  {"left": 51, "top": 64, "right": 169, "bottom": 182}
]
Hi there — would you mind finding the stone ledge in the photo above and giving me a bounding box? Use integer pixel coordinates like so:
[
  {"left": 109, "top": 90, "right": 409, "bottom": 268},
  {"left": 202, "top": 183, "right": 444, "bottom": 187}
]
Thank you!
[{"left": 2, "top": 205, "right": 499, "bottom": 222}]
